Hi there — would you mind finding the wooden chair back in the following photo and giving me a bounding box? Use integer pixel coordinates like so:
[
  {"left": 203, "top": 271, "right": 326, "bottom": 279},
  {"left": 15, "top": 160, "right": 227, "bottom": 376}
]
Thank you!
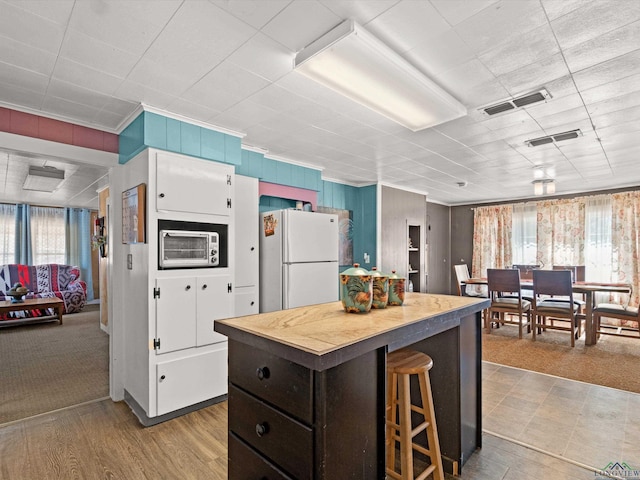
[
  {"left": 513, "top": 264, "right": 540, "bottom": 281},
  {"left": 532, "top": 269, "right": 573, "bottom": 298},
  {"left": 487, "top": 269, "right": 521, "bottom": 299},
  {"left": 552, "top": 265, "right": 585, "bottom": 282},
  {"left": 454, "top": 264, "right": 471, "bottom": 296}
]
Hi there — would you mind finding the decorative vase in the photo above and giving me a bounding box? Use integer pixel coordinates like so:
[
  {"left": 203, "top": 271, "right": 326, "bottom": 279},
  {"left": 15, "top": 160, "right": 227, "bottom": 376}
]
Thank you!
[
  {"left": 7, "top": 283, "right": 28, "bottom": 303},
  {"left": 370, "top": 267, "right": 389, "bottom": 309},
  {"left": 387, "top": 270, "right": 406, "bottom": 306},
  {"left": 339, "top": 263, "right": 373, "bottom": 313}
]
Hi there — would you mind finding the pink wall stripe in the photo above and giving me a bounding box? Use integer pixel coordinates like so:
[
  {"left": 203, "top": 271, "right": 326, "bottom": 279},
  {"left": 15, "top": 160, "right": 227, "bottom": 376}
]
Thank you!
[
  {"left": 259, "top": 181, "right": 318, "bottom": 210},
  {"left": 0, "top": 106, "right": 118, "bottom": 153}
]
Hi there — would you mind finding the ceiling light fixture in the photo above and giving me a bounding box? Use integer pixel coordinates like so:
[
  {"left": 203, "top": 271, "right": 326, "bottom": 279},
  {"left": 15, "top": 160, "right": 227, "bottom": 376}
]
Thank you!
[
  {"left": 23, "top": 166, "right": 65, "bottom": 192},
  {"left": 532, "top": 179, "right": 555, "bottom": 196},
  {"left": 294, "top": 19, "right": 467, "bottom": 131}
]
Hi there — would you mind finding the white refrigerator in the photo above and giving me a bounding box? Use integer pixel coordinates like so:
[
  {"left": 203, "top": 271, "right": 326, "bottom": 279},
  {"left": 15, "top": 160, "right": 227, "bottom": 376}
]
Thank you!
[{"left": 259, "top": 209, "right": 339, "bottom": 313}]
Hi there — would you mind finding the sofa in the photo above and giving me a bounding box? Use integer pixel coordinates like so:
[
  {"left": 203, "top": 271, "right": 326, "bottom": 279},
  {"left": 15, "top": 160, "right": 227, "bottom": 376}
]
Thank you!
[{"left": 0, "top": 264, "right": 87, "bottom": 319}]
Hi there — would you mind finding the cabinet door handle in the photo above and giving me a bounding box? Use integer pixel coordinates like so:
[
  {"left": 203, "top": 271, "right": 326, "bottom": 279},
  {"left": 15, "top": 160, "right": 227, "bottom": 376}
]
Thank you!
[
  {"left": 255, "top": 422, "right": 269, "bottom": 437},
  {"left": 185, "top": 285, "right": 191, "bottom": 290},
  {"left": 250, "top": 301, "right": 255, "bottom": 306},
  {"left": 256, "top": 366, "right": 270, "bottom": 380},
  {"left": 159, "top": 193, "right": 165, "bottom": 198},
  {"left": 201, "top": 284, "right": 207, "bottom": 290},
  {"left": 250, "top": 246, "right": 255, "bottom": 251},
  {"left": 159, "top": 375, "right": 166, "bottom": 382}
]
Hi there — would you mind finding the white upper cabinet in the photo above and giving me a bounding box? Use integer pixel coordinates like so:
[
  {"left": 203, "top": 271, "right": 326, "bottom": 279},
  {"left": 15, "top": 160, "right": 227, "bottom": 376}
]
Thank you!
[{"left": 155, "top": 152, "right": 232, "bottom": 217}]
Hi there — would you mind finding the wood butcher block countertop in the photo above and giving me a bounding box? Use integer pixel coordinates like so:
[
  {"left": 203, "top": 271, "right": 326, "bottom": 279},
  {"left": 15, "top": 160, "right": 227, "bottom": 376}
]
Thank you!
[{"left": 215, "top": 293, "right": 489, "bottom": 371}]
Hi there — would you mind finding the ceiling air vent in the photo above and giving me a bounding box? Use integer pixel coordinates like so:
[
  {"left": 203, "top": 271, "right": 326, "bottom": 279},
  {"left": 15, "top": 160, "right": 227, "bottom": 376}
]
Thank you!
[
  {"left": 525, "top": 129, "right": 583, "bottom": 147},
  {"left": 481, "top": 88, "right": 551, "bottom": 115}
]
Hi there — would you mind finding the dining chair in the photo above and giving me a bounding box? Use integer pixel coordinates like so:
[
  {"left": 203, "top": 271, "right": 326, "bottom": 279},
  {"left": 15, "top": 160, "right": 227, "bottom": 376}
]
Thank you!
[
  {"left": 512, "top": 264, "right": 540, "bottom": 281},
  {"left": 486, "top": 269, "right": 531, "bottom": 339},
  {"left": 532, "top": 270, "right": 585, "bottom": 347},
  {"left": 593, "top": 289, "right": 639, "bottom": 340},
  {"left": 453, "top": 264, "right": 487, "bottom": 298}
]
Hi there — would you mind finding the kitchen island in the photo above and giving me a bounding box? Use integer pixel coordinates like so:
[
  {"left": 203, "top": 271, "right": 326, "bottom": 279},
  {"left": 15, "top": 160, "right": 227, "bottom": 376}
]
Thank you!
[{"left": 215, "top": 292, "right": 489, "bottom": 479}]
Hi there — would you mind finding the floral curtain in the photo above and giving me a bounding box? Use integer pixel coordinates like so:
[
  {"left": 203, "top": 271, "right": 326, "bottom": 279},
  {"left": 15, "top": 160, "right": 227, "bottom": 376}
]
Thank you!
[
  {"left": 536, "top": 198, "right": 585, "bottom": 269},
  {"left": 31, "top": 206, "right": 66, "bottom": 265},
  {"left": 611, "top": 191, "right": 640, "bottom": 308},
  {"left": 471, "top": 204, "right": 512, "bottom": 278}
]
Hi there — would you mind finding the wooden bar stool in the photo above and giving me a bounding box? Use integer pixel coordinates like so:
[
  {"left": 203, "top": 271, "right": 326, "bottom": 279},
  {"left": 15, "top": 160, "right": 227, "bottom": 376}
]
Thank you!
[{"left": 386, "top": 348, "right": 444, "bottom": 480}]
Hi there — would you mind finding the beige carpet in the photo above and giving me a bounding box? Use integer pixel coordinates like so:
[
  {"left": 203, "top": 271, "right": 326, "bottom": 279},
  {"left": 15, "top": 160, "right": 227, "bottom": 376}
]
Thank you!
[
  {"left": 482, "top": 322, "right": 640, "bottom": 394},
  {"left": 0, "top": 304, "right": 108, "bottom": 424}
]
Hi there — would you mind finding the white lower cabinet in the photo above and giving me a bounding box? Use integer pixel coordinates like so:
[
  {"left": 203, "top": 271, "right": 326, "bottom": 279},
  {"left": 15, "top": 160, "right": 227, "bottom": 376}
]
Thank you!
[
  {"left": 155, "top": 274, "right": 232, "bottom": 354},
  {"left": 156, "top": 344, "right": 228, "bottom": 416},
  {"left": 234, "top": 285, "right": 258, "bottom": 317}
]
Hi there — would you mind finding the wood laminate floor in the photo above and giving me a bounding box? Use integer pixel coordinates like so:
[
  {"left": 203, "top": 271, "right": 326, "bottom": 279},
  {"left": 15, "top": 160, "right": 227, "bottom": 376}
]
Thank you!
[{"left": 1, "top": 365, "right": 637, "bottom": 479}]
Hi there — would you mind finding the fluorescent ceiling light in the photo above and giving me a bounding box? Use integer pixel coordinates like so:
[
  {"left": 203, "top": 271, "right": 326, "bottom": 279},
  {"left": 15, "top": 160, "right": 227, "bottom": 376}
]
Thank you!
[
  {"left": 23, "top": 166, "right": 65, "bottom": 192},
  {"left": 294, "top": 19, "right": 467, "bottom": 131}
]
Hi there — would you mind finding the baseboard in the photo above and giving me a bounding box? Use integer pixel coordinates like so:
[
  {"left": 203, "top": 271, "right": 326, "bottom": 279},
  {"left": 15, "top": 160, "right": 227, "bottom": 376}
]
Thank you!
[{"left": 124, "top": 390, "right": 228, "bottom": 427}]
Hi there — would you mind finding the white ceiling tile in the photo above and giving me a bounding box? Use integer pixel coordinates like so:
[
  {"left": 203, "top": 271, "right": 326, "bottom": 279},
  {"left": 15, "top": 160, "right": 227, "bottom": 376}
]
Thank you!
[
  {"left": 114, "top": 80, "right": 177, "bottom": 110},
  {"left": 581, "top": 72, "right": 640, "bottom": 105},
  {"left": 0, "top": 62, "right": 49, "bottom": 94},
  {"left": 364, "top": 1, "right": 451, "bottom": 54},
  {"left": 53, "top": 58, "right": 123, "bottom": 96},
  {"left": 550, "top": 0, "right": 640, "bottom": 50},
  {"left": 4, "top": 0, "right": 75, "bottom": 25},
  {"left": 430, "top": 0, "right": 498, "bottom": 26},
  {"left": 165, "top": 98, "right": 221, "bottom": 124},
  {"left": 563, "top": 19, "right": 640, "bottom": 73},
  {"left": 60, "top": 28, "right": 139, "bottom": 79},
  {"left": 182, "top": 62, "right": 270, "bottom": 112},
  {"left": 404, "top": 29, "right": 476, "bottom": 79},
  {"left": 0, "top": 35, "right": 57, "bottom": 76},
  {"left": 0, "top": 83, "right": 45, "bottom": 111},
  {"left": 0, "top": 1, "right": 66, "bottom": 53},
  {"left": 496, "top": 53, "right": 570, "bottom": 97},
  {"left": 454, "top": 0, "right": 546, "bottom": 54},
  {"left": 227, "top": 32, "right": 293, "bottom": 82},
  {"left": 69, "top": 0, "right": 181, "bottom": 56},
  {"left": 479, "top": 23, "right": 560, "bottom": 77},
  {"left": 319, "top": 0, "right": 399, "bottom": 25},
  {"left": 261, "top": 0, "right": 341, "bottom": 51},
  {"left": 209, "top": 0, "right": 291, "bottom": 29}
]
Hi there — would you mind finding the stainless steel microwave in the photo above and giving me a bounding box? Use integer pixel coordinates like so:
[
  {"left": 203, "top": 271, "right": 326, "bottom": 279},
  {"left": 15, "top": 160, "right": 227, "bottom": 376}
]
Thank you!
[{"left": 158, "top": 220, "right": 228, "bottom": 269}]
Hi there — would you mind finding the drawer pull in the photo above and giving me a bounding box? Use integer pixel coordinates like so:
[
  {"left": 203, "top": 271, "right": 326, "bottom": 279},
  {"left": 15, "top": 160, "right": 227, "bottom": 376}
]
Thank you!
[
  {"left": 255, "top": 422, "right": 269, "bottom": 437},
  {"left": 256, "top": 366, "right": 270, "bottom": 380}
]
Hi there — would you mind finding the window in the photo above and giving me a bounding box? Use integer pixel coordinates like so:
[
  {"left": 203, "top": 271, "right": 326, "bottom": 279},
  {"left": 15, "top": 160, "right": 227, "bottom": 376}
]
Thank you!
[
  {"left": 584, "top": 196, "right": 612, "bottom": 282},
  {"left": 511, "top": 203, "right": 537, "bottom": 265},
  {"left": 0, "top": 203, "right": 16, "bottom": 264},
  {"left": 31, "top": 206, "right": 66, "bottom": 265}
]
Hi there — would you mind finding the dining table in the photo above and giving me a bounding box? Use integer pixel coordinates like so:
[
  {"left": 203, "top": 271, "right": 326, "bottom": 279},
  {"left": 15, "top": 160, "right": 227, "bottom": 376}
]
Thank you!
[{"left": 462, "top": 278, "right": 632, "bottom": 346}]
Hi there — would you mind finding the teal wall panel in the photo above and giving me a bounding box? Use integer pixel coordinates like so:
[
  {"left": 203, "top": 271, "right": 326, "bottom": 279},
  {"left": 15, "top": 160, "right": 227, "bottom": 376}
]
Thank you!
[
  {"left": 247, "top": 151, "right": 263, "bottom": 179},
  {"left": 180, "top": 122, "right": 201, "bottom": 157},
  {"left": 276, "top": 161, "right": 292, "bottom": 186},
  {"left": 261, "top": 158, "right": 278, "bottom": 183},
  {"left": 166, "top": 118, "right": 181, "bottom": 152},
  {"left": 201, "top": 128, "right": 225, "bottom": 161},
  {"left": 145, "top": 112, "right": 167, "bottom": 150},
  {"left": 225, "top": 135, "right": 241, "bottom": 165},
  {"left": 119, "top": 113, "right": 145, "bottom": 163}
]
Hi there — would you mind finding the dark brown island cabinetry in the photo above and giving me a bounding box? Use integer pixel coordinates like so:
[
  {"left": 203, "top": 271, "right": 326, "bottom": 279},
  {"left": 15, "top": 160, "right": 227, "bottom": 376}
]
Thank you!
[{"left": 216, "top": 293, "right": 489, "bottom": 479}]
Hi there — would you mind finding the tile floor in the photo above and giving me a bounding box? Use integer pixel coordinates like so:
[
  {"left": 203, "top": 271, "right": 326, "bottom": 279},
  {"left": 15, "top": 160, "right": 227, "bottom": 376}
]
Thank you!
[{"left": 462, "top": 361, "right": 640, "bottom": 480}]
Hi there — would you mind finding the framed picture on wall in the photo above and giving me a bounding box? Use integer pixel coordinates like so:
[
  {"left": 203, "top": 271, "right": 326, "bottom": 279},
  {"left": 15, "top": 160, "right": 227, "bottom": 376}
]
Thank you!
[{"left": 122, "top": 183, "right": 146, "bottom": 244}]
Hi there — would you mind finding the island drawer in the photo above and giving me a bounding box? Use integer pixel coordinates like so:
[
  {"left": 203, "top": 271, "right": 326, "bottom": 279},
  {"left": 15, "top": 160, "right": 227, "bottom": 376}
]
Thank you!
[
  {"left": 228, "top": 433, "right": 294, "bottom": 480},
  {"left": 229, "top": 384, "right": 313, "bottom": 480},
  {"left": 228, "top": 340, "right": 313, "bottom": 423}
]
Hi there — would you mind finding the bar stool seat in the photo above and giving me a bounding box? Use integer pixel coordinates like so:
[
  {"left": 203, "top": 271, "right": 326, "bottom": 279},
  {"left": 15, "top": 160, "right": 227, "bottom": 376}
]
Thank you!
[{"left": 386, "top": 348, "right": 444, "bottom": 480}]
